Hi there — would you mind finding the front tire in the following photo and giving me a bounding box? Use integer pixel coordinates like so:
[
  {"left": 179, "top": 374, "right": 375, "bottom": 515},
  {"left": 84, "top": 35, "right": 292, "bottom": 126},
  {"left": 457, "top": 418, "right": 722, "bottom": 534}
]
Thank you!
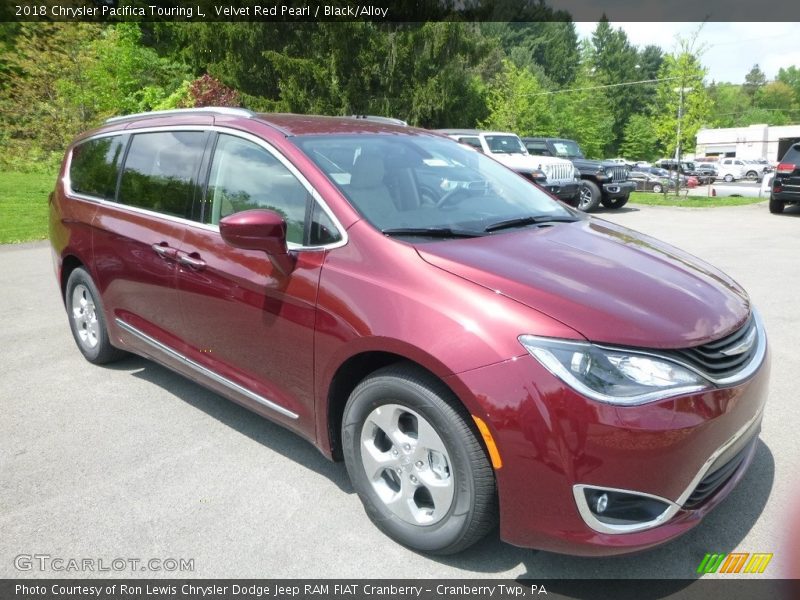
[
  {"left": 601, "top": 194, "right": 629, "bottom": 209},
  {"left": 652, "top": 183, "right": 663, "bottom": 194},
  {"left": 577, "top": 180, "right": 602, "bottom": 212},
  {"left": 65, "top": 268, "right": 126, "bottom": 364},
  {"left": 342, "top": 364, "right": 497, "bottom": 554},
  {"left": 724, "top": 174, "right": 734, "bottom": 182}
]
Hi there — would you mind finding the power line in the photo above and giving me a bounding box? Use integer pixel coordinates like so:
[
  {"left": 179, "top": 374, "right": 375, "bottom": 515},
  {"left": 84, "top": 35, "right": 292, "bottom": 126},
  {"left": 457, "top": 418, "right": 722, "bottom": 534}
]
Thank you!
[{"left": 528, "top": 76, "right": 681, "bottom": 96}]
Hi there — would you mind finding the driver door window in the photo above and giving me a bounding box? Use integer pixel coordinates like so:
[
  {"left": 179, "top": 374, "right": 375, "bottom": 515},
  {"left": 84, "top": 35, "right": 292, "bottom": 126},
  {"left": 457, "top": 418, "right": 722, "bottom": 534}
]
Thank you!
[{"left": 205, "top": 134, "right": 309, "bottom": 244}]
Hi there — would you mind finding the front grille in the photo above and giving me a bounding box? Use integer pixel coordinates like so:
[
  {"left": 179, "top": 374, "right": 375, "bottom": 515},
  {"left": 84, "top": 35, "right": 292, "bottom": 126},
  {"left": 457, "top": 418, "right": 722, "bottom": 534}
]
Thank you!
[
  {"left": 610, "top": 166, "right": 628, "bottom": 182},
  {"left": 684, "top": 441, "right": 752, "bottom": 509},
  {"left": 668, "top": 315, "right": 758, "bottom": 380},
  {"left": 543, "top": 163, "right": 573, "bottom": 182}
]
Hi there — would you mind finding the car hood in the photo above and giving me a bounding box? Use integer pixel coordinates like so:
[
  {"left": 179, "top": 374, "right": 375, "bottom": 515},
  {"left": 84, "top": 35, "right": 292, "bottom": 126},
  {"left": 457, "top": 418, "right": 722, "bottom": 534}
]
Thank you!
[
  {"left": 415, "top": 218, "right": 750, "bottom": 349},
  {"left": 493, "top": 153, "right": 556, "bottom": 170}
]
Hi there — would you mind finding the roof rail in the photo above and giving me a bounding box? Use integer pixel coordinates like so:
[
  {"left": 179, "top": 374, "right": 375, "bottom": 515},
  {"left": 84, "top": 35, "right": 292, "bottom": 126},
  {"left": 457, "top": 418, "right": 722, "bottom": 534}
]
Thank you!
[
  {"left": 349, "top": 115, "right": 408, "bottom": 127},
  {"left": 105, "top": 107, "right": 255, "bottom": 125}
]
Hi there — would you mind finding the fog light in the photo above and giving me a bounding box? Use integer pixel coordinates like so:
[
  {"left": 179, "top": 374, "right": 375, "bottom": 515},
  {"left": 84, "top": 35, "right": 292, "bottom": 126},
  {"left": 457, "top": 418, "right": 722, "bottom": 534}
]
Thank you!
[
  {"left": 595, "top": 493, "right": 609, "bottom": 514},
  {"left": 584, "top": 488, "right": 671, "bottom": 525}
]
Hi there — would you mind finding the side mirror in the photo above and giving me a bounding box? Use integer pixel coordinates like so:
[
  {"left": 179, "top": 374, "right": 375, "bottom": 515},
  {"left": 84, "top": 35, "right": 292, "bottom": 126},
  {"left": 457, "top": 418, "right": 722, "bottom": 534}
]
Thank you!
[{"left": 219, "top": 209, "right": 296, "bottom": 276}]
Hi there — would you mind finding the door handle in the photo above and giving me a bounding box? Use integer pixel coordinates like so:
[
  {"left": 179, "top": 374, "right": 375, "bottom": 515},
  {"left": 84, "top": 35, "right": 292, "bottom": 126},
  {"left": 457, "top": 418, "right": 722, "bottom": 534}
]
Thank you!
[
  {"left": 151, "top": 243, "right": 177, "bottom": 260},
  {"left": 178, "top": 252, "right": 206, "bottom": 270}
]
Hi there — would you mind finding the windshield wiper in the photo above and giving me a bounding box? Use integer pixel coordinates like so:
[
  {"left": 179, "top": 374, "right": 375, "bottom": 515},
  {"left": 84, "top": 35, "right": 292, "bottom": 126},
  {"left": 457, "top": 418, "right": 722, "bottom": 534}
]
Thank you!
[
  {"left": 381, "top": 227, "right": 483, "bottom": 239},
  {"left": 484, "top": 215, "right": 578, "bottom": 233}
]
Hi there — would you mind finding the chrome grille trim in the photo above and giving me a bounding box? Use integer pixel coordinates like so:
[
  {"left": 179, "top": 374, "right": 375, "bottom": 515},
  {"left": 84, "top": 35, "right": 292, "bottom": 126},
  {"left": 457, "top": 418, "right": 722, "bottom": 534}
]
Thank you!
[
  {"left": 594, "top": 309, "right": 766, "bottom": 388},
  {"left": 611, "top": 166, "right": 628, "bottom": 182},
  {"left": 543, "top": 163, "right": 574, "bottom": 182}
]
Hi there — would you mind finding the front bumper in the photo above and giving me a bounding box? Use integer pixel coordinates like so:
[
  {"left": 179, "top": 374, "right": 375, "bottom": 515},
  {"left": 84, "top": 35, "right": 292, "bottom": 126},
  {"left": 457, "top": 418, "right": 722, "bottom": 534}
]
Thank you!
[
  {"left": 602, "top": 181, "right": 636, "bottom": 198},
  {"left": 447, "top": 344, "right": 769, "bottom": 556},
  {"left": 546, "top": 181, "right": 580, "bottom": 201}
]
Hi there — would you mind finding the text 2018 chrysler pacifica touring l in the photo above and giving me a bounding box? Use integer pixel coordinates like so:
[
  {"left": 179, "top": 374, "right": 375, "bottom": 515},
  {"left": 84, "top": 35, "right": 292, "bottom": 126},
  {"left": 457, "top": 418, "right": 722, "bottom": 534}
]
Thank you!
[{"left": 49, "top": 108, "right": 769, "bottom": 555}]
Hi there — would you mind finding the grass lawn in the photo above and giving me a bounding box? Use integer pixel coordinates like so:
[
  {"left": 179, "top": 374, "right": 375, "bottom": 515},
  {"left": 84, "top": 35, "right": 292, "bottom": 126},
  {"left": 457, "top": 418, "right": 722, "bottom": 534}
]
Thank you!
[
  {"left": 0, "top": 171, "right": 56, "bottom": 243},
  {"left": 629, "top": 191, "right": 765, "bottom": 207}
]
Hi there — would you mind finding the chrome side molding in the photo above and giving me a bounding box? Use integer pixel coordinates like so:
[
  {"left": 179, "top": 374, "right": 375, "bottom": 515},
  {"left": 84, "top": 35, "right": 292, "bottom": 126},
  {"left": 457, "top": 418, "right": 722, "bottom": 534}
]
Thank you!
[{"left": 115, "top": 318, "right": 299, "bottom": 420}]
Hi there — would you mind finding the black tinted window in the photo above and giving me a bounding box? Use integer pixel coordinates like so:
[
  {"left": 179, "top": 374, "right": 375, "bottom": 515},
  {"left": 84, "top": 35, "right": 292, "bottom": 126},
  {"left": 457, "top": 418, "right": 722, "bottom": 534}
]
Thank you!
[
  {"left": 525, "top": 142, "right": 550, "bottom": 156},
  {"left": 70, "top": 136, "right": 126, "bottom": 200},
  {"left": 782, "top": 145, "right": 800, "bottom": 163},
  {"left": 119, "top": 131, "right": 207, "bottom": 218}
]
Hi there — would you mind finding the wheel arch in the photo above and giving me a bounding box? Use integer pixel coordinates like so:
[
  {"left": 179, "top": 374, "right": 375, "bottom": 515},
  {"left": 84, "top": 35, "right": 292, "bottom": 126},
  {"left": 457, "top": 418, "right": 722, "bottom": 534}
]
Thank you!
[
  {"left": 60, "top": 254, "right": 86, "bottom": 303},
  {"left": 322, "top": 349, "right": 489, "bottom": 464}
]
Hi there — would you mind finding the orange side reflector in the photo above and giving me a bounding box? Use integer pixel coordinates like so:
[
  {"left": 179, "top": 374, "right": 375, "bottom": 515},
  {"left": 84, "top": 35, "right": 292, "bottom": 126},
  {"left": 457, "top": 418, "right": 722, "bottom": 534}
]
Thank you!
[{"left": 472, "top": 415, "right": 503, "bottom": 469}]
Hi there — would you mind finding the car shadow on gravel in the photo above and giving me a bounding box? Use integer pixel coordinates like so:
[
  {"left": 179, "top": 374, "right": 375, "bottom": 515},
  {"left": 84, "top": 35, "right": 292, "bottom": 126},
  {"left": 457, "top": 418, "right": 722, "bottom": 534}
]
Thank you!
[
  {"left": 431, "top": 439, "right": 775, "bottom": 582},
  {"left": 103, "top": 355, "right": 354, "bottom": 494}
]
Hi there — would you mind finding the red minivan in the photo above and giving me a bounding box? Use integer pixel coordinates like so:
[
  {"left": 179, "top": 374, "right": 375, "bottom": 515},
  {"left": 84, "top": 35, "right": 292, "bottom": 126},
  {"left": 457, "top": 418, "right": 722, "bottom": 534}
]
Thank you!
[{"left": 50, "top": 108, "right": 769, "bottom": 555}]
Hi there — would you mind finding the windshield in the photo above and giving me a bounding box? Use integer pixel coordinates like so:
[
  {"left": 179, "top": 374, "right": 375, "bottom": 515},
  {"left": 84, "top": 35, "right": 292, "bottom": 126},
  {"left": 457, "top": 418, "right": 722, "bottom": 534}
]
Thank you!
[
  {"left": 292, "top": 134, "right": 573, "bottom": 236},
  {"left": 550, "top": 140, "right": 583, "bottom": 158},
  {"left": 483, "top": 135, "right": 527, "bottom": 154}
]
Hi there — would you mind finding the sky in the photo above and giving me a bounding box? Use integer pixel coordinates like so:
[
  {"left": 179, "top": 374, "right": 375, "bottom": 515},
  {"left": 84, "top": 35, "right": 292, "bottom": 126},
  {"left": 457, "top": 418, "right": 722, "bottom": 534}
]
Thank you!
[{"left": 573, "top": 22, "right": 800, "bottom": 84}]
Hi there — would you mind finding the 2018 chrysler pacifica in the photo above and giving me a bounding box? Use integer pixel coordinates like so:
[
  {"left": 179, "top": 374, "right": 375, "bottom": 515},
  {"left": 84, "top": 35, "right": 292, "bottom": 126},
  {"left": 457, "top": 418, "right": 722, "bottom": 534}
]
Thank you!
[{"left": 50, "top": 108, "right": 769, "bottom": 555}]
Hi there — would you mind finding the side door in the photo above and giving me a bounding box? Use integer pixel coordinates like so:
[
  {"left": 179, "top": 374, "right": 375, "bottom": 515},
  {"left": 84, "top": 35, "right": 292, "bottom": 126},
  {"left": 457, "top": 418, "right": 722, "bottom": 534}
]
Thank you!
[
  {"left": 173, "top": 131, "right": 343, "bottom": 437},
  {"left": 92, "top": 129, "right": 209, "bottom": 353}
]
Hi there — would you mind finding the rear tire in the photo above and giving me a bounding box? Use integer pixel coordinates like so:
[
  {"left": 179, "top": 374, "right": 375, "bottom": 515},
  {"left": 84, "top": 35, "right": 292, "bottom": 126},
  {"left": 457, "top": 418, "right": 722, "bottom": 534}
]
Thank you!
[
  {"left": 769, "top": 196, "right": 785, "bottom": 214},
  {"left": 652, "top": 183, "right": 663, "bottom": 194},
  {"left": 601, "top": 194, "right": 629, "bottom": 209},
  {"left": 577, "top": 180, "right": 602, "bottom": 212},
  {"left": 65, "top": 268, "right": 126, "bottom": 364},
  {"left": 745, "top": 170, "right": 758, "bottom": 181},
  {"left": 342, "top": 364, "right": 497, "bottom": 554},
  {"left": 724, "top": 174, "right": 734, "bottom": 183}
]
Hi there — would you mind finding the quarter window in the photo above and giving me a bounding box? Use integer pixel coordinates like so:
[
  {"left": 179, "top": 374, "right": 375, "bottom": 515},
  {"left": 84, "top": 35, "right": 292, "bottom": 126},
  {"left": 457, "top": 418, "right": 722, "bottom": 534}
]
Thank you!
[
  {"left": 70, "top": 136, "right": 126, "bottom": 200},
  {"left": 118, "top": 131, "right": 207, "bottom": 218}
]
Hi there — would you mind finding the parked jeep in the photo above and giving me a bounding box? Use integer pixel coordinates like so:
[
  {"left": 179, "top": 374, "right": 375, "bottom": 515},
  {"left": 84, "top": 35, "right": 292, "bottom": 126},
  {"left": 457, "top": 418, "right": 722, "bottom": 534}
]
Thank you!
[
  {"left": 523, "top": 137, "right": 635, "bottom": 212},
  {"left": 436, "top": 130, "right": 581, "bottom": 204}
]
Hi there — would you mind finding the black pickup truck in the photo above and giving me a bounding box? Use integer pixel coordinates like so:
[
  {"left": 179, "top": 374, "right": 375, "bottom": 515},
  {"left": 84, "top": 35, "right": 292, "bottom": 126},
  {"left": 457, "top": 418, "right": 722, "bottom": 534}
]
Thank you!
[{"left": 522, "top": 137, "right": 636, "bottom": 212}]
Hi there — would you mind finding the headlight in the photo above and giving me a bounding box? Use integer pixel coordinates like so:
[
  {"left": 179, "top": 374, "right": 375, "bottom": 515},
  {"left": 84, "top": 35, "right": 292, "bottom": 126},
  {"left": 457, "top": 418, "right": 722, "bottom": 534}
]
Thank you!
[
  {"left": 573, "top": 167, "right": 581, "bottom": 179},
  {"left": 605, "top": 168, "right": 615, "bottom": 177},
  {"left": 518, "top": 336, "right": 711, "bottom": 405}
]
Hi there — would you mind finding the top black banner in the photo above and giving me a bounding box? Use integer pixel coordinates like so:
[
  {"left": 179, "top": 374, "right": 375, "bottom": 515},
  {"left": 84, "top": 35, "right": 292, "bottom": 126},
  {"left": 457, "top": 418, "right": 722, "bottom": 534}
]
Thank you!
[{"left": 2, "top": 0, "right": 800, "bottom": 23}]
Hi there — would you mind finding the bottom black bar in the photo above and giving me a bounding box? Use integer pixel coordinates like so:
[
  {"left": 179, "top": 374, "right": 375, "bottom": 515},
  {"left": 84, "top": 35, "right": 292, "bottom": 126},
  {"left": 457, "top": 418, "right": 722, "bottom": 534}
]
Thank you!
[{"left": 2, "top": 579, "right": 799, "bottom": 600}]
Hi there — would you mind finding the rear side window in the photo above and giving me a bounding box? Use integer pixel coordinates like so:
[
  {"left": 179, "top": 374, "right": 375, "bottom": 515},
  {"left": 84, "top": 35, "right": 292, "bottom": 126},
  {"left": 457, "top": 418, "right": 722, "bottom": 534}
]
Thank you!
[
  {"left": 70, "top": 136, "right": 126, "bottom": 200},
  {"left": 118, "top": 131, "right": 207, "bottom": 218},
  {"left": 457, "top": 137, "right": 482, "bottom": 151},
  {"left": 782, "top": 145, "right": 800, "bottom": 163}
]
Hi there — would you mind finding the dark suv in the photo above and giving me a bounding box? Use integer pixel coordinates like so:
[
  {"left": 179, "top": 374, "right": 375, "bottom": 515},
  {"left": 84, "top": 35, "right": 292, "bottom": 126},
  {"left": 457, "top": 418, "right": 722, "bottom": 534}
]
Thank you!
[
  {"left": 522, "top": 137, "right": 635, "bottom": 212},
  {"left": 770, "top": 143, "right": 800, "bottom": 214},
  {"left": 50, "top": 108, "right": 768, "bottom": 556}
]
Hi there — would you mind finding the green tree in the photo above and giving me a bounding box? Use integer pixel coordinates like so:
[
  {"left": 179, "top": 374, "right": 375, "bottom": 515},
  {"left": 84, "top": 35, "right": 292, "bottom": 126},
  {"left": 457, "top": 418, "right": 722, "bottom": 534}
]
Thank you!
[
  {"left": 590, "top": 18, "right": 641, "bottom": 154},
  {"left": 479, "top": 59, "right": 556, "bottom": 136},
  {"left": 743, "top": 64, "right": 767, "bottom": 106},
  {"left": 620, "top": 114, "right": 660, "bottom": 161},
  {"left": 651, "top": 37, "right": 711, "bottom": 161},
  {"left": 551, "top": 44, "right": 615, "bottom": 158},
  {"left": 486, "top": 21, "right": 580, "bottom": 87},
  {"left": 777, "top": 66, "right": 800, "bottom": 104}
]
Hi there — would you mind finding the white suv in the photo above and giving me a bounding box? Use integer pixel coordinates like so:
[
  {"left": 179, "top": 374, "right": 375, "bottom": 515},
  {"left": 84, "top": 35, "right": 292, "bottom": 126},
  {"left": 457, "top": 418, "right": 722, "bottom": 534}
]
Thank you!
[
  {"left": 717, "top": 158, "right": 748, "bottom": 182},
  {"left": 436, "top": 129, "right": 581, "bottom": 204}
]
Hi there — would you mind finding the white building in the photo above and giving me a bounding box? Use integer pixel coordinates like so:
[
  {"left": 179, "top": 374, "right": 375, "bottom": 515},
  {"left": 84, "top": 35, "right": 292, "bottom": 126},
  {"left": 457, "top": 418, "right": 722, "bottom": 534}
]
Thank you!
[{"left": 695, "top": 123, "right": 800, "bottom": 162}]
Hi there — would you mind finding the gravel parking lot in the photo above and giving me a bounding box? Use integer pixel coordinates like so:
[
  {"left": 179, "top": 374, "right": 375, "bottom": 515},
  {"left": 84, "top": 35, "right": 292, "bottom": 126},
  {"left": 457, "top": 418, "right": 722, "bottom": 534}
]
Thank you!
[{"left": 1, "top": 201, "right": 798, "bottom": 580}]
